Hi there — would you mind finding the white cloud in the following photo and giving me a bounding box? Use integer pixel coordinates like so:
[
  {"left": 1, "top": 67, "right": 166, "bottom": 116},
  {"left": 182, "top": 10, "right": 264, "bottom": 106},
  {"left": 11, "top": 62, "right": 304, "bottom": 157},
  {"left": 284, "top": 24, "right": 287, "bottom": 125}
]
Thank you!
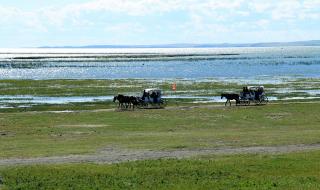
[
  {"left": 249, "top": 1, "right": 272, "bottom": 13},
  {"left": 271, "top": 0, "right": 301, "bottom": 20},
  {"left": 58, "top": 0, "right": 182, "bottom": 16},
  {"left": 105, "top": 22, "right": 145, "bottom": 33},
  {"left": 42, "top": 0, "right": 246, "bottom": 22},
  {"left": 303, "top": 0, "right": 320, "bottom": 9},
  {"left": 237, "top": 11, "right": 250, "bottom": 17},
  {"left": 248, "top": 0, "right": 320, "bottom": 21},
  {"left": 0, "top": 5, "right": 48, "bottom": 32},
  {"left": 0, "top": 0, "right": 250, "bottom": 31},
  {"left": 0, "top": 0, "right": 319, "bottom": 41},
  {"left": 0, "top": 6, "right": 21, "bottom": 23},
  {"left": 255, "top": 19, "right": 270, "bottom": 29}
]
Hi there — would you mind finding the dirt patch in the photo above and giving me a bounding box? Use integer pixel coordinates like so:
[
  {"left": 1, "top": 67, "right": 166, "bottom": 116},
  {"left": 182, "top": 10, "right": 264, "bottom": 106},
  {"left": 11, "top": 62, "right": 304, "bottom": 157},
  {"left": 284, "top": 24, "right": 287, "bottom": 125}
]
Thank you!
[
  {"left": 265, "top": 112, "right": 291, "bottom": 120},
  {"left": 1, "top": 143, "right": 320, "bottom": 166},
  {"left": 0, "top": 131, "right": 15, "bottom": 137},
  {"left": 69, "top": 131, "right": 94, "bottom": 135},
  {"left": 50, "top": 133, "right": 63, "bottom": 137},
  {"left": 55, "top": 124, "right": 109, "bottom": 128}
]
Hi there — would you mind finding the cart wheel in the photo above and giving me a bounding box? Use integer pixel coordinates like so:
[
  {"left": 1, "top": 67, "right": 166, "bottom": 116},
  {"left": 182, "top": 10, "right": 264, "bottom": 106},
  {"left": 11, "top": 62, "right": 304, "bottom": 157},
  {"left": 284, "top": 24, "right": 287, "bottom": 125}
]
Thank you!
[
  {"left": 260, "top": 96, "right": 268, "bottom": 105},
  {"left": 264, "top": 97, "right": 269, "bottom": 104},
  {"left": 160, "top": 99, "right": 167, "bottom": 108}
]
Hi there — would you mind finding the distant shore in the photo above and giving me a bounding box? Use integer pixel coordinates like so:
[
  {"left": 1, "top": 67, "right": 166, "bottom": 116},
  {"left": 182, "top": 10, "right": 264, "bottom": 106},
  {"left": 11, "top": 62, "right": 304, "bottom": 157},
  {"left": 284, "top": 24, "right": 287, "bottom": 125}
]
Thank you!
[{"left": 39, "top": 40, "right": 320, "bottom": 48}]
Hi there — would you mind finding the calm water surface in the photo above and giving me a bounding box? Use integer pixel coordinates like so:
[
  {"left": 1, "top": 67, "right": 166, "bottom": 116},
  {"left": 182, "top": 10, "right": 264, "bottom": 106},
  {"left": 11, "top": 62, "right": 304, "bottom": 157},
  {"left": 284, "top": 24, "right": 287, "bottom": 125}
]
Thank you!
[{"left": 0, "top": 46, "right": 319, "bottom": 80}]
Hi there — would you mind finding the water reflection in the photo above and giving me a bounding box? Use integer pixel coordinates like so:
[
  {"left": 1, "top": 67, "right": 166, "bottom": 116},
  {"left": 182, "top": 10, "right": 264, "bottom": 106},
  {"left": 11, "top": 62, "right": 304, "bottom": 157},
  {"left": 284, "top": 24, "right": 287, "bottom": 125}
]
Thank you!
[{"left": 0, "top": 47, "right": 319, "bottom": 80}]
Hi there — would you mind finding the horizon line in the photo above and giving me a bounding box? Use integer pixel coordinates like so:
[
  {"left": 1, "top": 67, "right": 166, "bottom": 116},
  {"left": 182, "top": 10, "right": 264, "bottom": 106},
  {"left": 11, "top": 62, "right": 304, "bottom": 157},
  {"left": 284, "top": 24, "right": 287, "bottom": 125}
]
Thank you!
[{"left": 39, "top": 39, "right": 320, "bottom": 48}]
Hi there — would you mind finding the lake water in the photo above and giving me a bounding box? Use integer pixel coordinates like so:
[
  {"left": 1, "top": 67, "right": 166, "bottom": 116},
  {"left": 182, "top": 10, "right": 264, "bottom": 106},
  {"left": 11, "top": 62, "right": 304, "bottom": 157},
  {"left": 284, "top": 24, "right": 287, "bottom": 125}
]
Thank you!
[
  {"left": 0, "top": 47, "right": 319, "bottom": 106},
  {"left": 0, "top": 95, "right": 280, "bottom": 108},
  {"left": 0, "top": 46, "right": 320, "bottom": 80}
]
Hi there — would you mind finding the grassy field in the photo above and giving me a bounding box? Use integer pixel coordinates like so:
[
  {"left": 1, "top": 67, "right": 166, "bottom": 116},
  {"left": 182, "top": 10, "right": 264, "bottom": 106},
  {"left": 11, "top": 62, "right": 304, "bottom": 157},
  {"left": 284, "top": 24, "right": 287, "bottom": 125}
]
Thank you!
[
  {"left": 1, "top": 79, "right": 320, "bottom": 189},
  {"left": 0, "top": 151, "right": 319, "bottom": 189},
  {"left": 0, "top": 102, "right": 320, "bottom": 158}
]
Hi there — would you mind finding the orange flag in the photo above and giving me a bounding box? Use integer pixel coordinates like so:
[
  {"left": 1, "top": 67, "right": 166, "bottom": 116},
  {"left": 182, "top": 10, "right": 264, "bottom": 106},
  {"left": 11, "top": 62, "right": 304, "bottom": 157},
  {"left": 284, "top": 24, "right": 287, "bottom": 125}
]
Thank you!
[{"left": 172, "top": 83, "right": 176, "bottom": 91}]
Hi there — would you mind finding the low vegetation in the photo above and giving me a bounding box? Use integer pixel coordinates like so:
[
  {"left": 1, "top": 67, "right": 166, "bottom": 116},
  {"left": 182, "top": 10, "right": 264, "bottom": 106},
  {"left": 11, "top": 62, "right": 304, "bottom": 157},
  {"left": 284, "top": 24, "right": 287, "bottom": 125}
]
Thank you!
[
  {"left": 0, "top": 78, "right": 319, "bottom": 97},
  {"left": 0, "top": 79, "right": 319, "bottom": 189},
  {"left": 0, "top": 102, "right": 319, "bottom": 158},
  {"left": 1, "top": 151, "right": 319, "bottom": 189}
]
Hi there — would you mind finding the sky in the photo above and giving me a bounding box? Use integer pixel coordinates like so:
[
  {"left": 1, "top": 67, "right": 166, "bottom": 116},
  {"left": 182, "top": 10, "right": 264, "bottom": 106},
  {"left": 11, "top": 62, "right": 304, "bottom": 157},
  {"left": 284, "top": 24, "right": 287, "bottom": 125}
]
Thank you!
[{"left": 0, "top": 0, "right": 320, "bottom": 47}]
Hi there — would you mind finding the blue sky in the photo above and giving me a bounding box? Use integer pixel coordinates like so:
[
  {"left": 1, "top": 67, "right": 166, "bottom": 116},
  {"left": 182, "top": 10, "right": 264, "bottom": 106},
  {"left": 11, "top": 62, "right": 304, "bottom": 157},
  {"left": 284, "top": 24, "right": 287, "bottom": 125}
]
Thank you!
[{"left": 1, "top": 0, "right": 320, "bottom": 47}]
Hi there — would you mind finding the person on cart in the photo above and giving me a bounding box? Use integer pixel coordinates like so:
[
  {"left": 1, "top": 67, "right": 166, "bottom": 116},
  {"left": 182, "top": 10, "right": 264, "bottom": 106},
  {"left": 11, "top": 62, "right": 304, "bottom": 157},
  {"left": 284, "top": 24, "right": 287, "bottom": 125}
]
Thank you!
[
  {"left": 150, "top": 91, "right": 158, "bottom": 103},
  {"left": 243, "top": 87, "right": 249, "bottom": 97},
  {"left": 142, "top": 90, "right": 148, "bottom": 101}
]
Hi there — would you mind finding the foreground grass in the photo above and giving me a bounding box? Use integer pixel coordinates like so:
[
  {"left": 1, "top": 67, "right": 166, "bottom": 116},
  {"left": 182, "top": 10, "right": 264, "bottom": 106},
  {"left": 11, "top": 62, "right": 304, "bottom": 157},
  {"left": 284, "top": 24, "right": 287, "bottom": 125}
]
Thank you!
[
  {"left": 0, "top": 102, "right": 320, "bottom": 158},
  {"left": 0, "top": 151, "right": 319, "bottom": 189}
]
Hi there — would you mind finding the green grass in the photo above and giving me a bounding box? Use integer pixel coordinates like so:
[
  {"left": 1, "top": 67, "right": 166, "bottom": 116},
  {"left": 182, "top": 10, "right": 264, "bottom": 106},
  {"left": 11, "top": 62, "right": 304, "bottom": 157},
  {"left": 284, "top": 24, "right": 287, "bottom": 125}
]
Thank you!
[
  {"left": 0, "top": 151, "right": 320, "bottom": 189},
  {"left": 1, "top": 79, "right": 320, "bottom": 113},
  {"left": 1, "top": 78, "right": 319, "bottom": 97},
  {"left": 0, "top": 79, "right": 241, "bottom": 97},
  {"left": 0, "top": 79, "right": 320, "bottom": 189},
  {"left": 0, "top": 102, "right": 320, "bottom": 158}
]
